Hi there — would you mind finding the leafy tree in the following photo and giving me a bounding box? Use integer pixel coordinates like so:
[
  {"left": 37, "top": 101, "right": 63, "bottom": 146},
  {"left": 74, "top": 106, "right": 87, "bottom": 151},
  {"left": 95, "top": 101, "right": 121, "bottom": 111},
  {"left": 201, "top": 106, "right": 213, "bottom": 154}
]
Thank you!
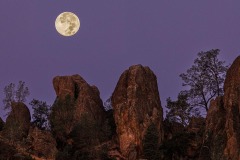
[
  {"left": 180, "top": 49, "right": 228, "bottom": 112},
  {"left": 3, "top": 81, "right": 30, "bottom": 110},
  {"left": 30, "top": 99, "right": 50, "bottom": 130},
  {"left": 143, "top": 123, "right": 160, "bottom": 160},
  {"left": 15, "top": 81, "right": 30, "bottom": 102},
  {"left": 166, "top": 91, "right": 200, "bottom": 126}
]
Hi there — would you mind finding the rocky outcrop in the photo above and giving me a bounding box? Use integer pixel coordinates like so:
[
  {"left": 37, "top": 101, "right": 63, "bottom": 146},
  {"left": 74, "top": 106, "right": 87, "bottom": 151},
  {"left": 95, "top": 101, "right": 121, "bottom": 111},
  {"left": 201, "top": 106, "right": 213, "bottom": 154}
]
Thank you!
[
  {"left": 223, "top": 56, "right": 240, "bottom": 160},
  {"left": 200, "top": 96, "right": 226, "bottom": 160},
  {"left": 202, "top": 56, "right": 240, "bottom": 160},
  {"left": 53, "top": 75, "right": 104, "bottom": 121},
  {"left": 53, "top": 74, "right": 105, "bottom": 122},
  {"left": 112, "top": 65, "right": 164, "bottom": 157},
  {"left": 186, "top": 117, "right": 205, "bottom": 159},
  {"left": 27, "top": 127, "right": 57, "bottom": 159},
  {"left": 51, "top": 74, "right": 106, "bottom": 145},
  {"left": 3, "top": 102, "right": 31, "bottom": 141}
]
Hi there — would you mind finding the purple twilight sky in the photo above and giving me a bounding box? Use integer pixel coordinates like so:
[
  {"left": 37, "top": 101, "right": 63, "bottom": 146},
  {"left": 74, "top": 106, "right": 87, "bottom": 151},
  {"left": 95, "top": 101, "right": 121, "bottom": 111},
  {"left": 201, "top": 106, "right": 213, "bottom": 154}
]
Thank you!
[{"left": 0, "top": 1, "right": 240, "bottom": 119}]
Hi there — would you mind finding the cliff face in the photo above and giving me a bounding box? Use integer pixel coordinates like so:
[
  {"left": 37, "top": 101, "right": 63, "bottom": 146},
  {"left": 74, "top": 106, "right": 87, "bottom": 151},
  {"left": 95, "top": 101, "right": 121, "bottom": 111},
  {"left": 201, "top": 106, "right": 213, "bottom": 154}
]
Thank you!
[
  {"left": 203, "top": 56, "right": 240, "bottom": 160},
  {"left": 223, "top": 56, "right": 240, "bottom": 160},
  {"left": 53, "top": 74, "right": 105, "bottom": 122},
  {"left": 112, "top": 65, "right": 164, "bottom": 157},
  {"left": 200, "top": 97, "right": 226, "bottom": 159},
  {"left": 51, "top": 75, "right": 106, "bottom": 145}
]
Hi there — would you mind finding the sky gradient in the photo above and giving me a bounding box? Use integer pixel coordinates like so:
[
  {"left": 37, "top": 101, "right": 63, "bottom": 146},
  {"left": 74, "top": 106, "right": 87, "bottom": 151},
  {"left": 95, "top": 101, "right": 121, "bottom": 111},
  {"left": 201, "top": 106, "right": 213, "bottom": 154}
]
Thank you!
[{"left": 0, "top": 1, "right": 240, "bottom": 118}]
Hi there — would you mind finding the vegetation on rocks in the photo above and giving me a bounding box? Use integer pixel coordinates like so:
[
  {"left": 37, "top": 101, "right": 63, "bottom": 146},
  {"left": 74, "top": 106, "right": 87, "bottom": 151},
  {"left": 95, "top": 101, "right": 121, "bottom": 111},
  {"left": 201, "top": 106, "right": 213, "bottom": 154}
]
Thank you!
[{"left": 0, "top": 52, "right": 239, "bottom": 160}]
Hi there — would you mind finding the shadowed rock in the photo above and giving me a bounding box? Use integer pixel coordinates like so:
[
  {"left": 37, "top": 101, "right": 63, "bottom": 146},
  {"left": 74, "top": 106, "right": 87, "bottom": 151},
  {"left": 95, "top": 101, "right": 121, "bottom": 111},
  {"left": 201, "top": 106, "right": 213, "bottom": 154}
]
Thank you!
[
  {"left": 51, "top": 74, "right": 106, "bottom": 146},
  {"left": 0, "top": 117, "right": 4, "bottom": 131},
  {"left": 112, "top": 65, "right": 163, "bottom": 157},
  {"left": 53, "top": 74, "right": 105, "bottom": 122},
  {"left": 223, "top": 56, "right": 240, "bottom": 160},
  {"left": 202, "top": 56, "right": 240, "bottom": 160},
  {"left": 200, "top": 96, "right": 226, "bottom": 160},
  {"left": 3, "top": 102, "right": 31, "bottom": 141},
  {"left": 27, "top": 127, "right": 57, "bottom": 159}
]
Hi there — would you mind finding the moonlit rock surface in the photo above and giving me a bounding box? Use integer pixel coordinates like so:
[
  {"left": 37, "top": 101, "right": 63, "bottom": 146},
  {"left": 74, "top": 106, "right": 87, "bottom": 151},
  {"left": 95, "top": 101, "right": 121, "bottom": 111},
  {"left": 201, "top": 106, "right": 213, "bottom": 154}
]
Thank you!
[{"left": 112, "top": 65, "right": 164, "bottom": 157}]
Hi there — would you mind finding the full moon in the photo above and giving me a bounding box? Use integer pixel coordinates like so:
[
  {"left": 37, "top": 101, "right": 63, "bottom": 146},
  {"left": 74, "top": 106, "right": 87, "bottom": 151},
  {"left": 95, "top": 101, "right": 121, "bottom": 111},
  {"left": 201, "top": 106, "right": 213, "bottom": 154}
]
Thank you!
[{"left": 55, "top": 12, "right": 80, "bottom": 36}]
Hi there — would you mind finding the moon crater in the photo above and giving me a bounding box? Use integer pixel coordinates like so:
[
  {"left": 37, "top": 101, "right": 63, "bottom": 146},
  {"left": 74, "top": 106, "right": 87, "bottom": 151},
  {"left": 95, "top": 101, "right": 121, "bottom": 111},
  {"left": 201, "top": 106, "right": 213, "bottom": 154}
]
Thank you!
[{"left": 55, "top": 12, "right": 80, "bottom": 36}]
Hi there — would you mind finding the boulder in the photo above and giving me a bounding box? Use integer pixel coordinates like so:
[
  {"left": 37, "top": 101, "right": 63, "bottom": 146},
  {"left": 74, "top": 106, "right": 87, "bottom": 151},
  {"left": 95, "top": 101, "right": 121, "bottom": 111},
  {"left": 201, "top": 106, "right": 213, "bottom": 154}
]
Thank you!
[
  {"left": 27, "top": 127, "right": 57, "bottom": 159},
  {"left": 112, "top": 65, "right": 164, "bottom": 157},
  {"left": 3, "top": 102, "right": 31, "bottom": 141},
  {"left": 51, "top": 74, "right": 106, "bottom": 145},
  {"left": 52, "top": 74, "right": 105, "bottom": 125}
]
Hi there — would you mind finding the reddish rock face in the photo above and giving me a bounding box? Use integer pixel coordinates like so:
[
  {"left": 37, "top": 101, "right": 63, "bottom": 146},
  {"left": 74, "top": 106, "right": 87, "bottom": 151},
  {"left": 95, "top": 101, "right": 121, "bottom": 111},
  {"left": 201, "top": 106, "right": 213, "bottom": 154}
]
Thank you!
[
  {"left": 203, "top": 56, "right": 240, "bottom": 160},
  {"left": 53, "top": 75, "right": 105, "bottom": 122},
  {"left": 3, "top": 102, "right": 31, "bottom": 141},
  {"left": 27, "top": 127, "right": 57, "bottom": 159},
  {"left": 223, "top": 56, "right": 240, "bottom": 160},
  {"left": 112, "top": 65, "right": 163, "bottom": 157},
  {"left": 51, "top": 75, "right": 106, "bottom": 143},
  {"left": 53, "top": 75, "right": 104, "bottom": 121},
  {"left": 200, "top": 97, "right": 226, "bottom": 160}
]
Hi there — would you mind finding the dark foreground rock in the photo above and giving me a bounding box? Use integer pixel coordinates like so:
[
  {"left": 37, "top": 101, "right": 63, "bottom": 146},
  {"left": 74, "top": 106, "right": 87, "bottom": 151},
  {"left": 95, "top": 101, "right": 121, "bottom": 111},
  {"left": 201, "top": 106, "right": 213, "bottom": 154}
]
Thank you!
[
  {"left": 3, "top": 102, "right": 31, "bottom": 141},
  {"left": 27, "top": 127, "right": 57, "bottom": 159}
]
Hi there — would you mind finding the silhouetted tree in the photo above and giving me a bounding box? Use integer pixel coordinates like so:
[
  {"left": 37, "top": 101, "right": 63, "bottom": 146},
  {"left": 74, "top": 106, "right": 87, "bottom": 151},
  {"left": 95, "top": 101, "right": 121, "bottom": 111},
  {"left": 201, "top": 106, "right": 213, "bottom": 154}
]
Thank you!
[
  {"left": 30, "top": 99, "right": 50, "bottom": 130},
  {"left": 180, "top": 49, "right": 228, "bottom": 112},
  {"left": 3, "top": 81, "right": 30, "bottom": 110},
  {"left": 166, "top": 91, "right": 200, "bottom": 126}
]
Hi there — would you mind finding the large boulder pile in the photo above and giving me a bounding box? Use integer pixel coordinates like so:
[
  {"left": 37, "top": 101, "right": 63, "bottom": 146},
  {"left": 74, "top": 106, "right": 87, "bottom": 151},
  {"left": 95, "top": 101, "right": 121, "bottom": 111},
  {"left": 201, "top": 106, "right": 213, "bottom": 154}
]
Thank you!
[{"left": 112, "top": 65, "right": 164, "bottom": 158}]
